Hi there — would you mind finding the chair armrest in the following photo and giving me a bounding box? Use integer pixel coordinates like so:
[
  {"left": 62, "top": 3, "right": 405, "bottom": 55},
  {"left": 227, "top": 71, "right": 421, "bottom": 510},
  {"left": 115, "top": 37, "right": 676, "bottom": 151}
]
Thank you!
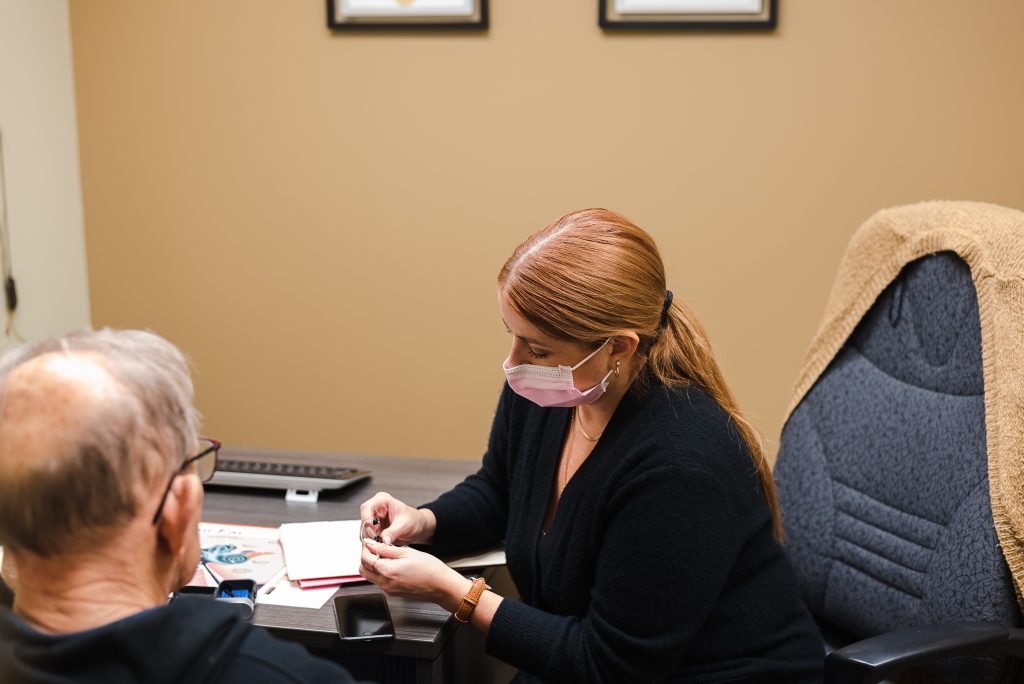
[{"left": 825, "top": 622, "right": 1024, "bottom": 684}]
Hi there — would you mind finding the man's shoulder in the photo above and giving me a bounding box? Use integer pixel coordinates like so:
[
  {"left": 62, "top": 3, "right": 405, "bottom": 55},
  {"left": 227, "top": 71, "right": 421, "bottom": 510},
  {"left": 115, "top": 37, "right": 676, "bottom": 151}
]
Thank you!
[
  {"left": 166, "top": 599, "right": 360, "bottom": 684},
  {"left": 226, "top": 624, "right": 360, "bottom": 684},
  {"left": 0, "top": 593, "right": 363, "bottom": 684}
]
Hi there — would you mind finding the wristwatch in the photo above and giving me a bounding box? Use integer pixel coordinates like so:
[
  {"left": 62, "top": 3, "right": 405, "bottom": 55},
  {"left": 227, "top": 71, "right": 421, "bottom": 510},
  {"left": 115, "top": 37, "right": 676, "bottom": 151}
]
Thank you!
[{"left": 453, "top": 576, "right": 490, "bottom": 624}]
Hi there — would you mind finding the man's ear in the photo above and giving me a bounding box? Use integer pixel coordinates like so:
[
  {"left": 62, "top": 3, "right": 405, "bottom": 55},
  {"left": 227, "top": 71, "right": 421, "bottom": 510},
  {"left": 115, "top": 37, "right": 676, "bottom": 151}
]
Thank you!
[
  {"left": 0, "top": 549, "right": 18, "bottom": 594},
  {"left": 155, "top": 475, "right": 203, "bottom": 556}
]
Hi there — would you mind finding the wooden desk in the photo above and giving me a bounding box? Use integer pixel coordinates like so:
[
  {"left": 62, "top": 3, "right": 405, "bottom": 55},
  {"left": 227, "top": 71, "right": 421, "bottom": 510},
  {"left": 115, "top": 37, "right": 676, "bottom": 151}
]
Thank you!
[{"left": 202, "top": 448, "right": 492, "bottom": 684}]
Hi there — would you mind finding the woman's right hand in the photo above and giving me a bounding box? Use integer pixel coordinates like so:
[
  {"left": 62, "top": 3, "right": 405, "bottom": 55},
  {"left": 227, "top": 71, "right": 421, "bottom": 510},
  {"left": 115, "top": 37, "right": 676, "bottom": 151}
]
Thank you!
[{"left": 358, "top": 492, "right": 436, "bottom": 546}]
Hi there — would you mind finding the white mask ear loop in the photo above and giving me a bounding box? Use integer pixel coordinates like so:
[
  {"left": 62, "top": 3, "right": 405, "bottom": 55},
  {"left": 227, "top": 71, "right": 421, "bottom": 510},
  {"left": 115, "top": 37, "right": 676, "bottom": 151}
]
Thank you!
[{"left": 569, "top": 338, "right": 611, "bottom": 371}]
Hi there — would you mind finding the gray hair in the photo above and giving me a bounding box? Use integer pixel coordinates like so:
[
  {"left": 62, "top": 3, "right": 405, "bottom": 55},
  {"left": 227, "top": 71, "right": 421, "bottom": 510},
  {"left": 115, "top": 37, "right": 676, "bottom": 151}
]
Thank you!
[{"left": 0, "top": 328, "right": 199, "bottom": 555}]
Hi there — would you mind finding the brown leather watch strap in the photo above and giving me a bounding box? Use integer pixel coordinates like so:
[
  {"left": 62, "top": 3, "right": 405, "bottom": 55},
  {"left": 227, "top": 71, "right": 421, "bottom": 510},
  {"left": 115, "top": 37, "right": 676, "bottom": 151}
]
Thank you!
[{"left": 453, "top": 576, "right": 489, "bottom": 624}]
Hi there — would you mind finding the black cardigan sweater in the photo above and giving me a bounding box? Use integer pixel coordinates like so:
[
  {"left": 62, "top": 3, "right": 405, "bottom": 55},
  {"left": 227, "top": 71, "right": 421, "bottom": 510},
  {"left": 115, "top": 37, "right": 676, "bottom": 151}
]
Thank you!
[{"left": 423, "top": 382, "right": 823, "bottom": 683}]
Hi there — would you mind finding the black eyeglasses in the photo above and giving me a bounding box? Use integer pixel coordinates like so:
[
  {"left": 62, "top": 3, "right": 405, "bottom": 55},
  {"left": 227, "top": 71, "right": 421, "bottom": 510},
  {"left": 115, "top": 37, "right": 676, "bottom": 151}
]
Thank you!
[{"left": 151, "top": 437, "right": 221, "bottom": 525}]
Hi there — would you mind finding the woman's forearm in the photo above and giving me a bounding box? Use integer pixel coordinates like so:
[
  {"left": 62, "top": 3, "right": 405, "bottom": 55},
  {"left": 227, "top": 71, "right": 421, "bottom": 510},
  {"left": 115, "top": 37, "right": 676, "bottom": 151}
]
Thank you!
[
  {"left": 435, "top": 568, "right": 501, "bottom": 637},
  {"left": 468, "top": 588, "right": 500, "bottom": 635}
]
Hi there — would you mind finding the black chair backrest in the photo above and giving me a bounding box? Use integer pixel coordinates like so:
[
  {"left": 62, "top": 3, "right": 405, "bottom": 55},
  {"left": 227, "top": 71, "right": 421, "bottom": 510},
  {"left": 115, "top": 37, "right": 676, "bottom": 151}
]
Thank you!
[{"left": 775, "top": 252, "right": 1019, "bottom": 643}]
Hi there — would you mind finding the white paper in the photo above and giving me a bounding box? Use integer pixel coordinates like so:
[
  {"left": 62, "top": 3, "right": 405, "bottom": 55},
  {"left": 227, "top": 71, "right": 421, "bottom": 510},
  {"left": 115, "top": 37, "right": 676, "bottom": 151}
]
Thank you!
[
  {"left": 279, "top": 520, "right": 363, "bottom": 581},
  {"left": 256, "top": 569, "right": 338, "bottom": 610}
]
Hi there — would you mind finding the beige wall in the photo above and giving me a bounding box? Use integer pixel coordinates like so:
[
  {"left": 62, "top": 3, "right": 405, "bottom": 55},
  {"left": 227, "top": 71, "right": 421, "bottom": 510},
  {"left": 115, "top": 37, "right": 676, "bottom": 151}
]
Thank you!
[
  {"left": 70, "top": 0, "right": 1024, "bottom": 461},
  {"left": 0, "top": 0, "right": 90, "bottom": 345}
]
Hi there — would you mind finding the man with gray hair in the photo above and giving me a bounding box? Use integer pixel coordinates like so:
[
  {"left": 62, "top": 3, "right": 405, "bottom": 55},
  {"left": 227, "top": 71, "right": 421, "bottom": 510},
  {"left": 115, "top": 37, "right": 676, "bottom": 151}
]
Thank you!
[{"left": 0, "top": 329, "right": 363, "bottom": 683}]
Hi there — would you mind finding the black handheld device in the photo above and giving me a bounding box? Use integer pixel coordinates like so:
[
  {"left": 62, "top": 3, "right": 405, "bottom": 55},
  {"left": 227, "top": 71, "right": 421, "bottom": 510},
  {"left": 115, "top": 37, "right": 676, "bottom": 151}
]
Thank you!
[
  {"left": 169, "top": 585, "right": 217, "bottom": 603},
  {"left": 333, "top": 594, "right": 395, "bottom": 641},
  {"left": 215, "top": 579, "right": 257, "bottom": 620}
]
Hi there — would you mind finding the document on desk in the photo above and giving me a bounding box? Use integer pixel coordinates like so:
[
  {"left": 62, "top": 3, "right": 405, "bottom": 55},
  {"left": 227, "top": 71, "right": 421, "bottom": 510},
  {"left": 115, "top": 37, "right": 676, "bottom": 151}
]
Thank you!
[
  {"left": 188, "top": 522, "right": 285, "bottom": 588},
  {"left": 279, "top": 520, "right": 363, "bottom": 581},
  {"left": 256, "top": 568, "right": 339, "bottom": 610}
]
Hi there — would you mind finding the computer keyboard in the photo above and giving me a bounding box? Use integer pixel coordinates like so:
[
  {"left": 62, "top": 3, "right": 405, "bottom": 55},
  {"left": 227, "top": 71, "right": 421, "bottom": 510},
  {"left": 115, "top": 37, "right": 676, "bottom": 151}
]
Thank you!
[{"left": 207, "top": 458, "right": 371, "bottom": 502}]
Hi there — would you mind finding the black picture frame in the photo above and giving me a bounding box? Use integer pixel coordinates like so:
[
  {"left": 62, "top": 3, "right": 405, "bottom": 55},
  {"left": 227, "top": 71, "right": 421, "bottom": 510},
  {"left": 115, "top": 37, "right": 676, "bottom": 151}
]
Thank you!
[
  {"left": 327, "top": 0, "right": 488, "bottom": 31},
  {"left": 599, "top": 0, "right": 777, "bottom": 30}
]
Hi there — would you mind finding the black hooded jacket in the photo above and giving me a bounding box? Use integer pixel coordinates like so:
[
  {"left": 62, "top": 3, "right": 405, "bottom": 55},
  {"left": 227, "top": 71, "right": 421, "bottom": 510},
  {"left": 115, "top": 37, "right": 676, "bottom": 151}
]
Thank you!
[{"left": 0, "top": 578, "right": 361, "bottom": 684}]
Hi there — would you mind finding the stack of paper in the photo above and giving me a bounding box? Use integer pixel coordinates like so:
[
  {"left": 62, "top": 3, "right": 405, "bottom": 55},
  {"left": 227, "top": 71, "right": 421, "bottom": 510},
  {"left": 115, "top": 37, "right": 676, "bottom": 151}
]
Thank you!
[
  {"left": 278, "top": 520, "right": 364, "bottom": 588},
  {"left": 256, "top": 568, "right": 339, "bottom": 610}
]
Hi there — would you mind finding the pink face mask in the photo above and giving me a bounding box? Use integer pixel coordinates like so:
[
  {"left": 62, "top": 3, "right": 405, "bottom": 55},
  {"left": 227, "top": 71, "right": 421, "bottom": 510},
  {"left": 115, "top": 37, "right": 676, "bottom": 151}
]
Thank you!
[{"left": 503, "top": 339, "right": 613, "bottom": 408}]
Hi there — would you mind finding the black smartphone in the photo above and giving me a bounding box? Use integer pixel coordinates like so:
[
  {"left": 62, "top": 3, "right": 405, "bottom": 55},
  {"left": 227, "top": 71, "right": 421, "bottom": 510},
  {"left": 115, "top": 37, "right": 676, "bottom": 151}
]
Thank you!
[
  {"left": 333, "top": 594, "right": 395, "bottom": 641},
  {"left": 169, "top": 584, "right": 217, "bottom": 604}
]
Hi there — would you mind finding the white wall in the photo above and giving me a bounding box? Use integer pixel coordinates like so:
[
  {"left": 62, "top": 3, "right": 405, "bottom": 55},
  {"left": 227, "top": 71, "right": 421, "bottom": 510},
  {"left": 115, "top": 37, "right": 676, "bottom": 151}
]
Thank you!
[{"left": 0, "top": 0, "right": 90, "bottom": 346}]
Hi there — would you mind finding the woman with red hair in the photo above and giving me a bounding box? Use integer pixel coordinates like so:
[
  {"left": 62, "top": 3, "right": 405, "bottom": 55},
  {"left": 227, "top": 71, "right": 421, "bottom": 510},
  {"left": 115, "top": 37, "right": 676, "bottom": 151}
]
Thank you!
[{"left": 360, "top": 209, "right": 823, "bottom": 683}]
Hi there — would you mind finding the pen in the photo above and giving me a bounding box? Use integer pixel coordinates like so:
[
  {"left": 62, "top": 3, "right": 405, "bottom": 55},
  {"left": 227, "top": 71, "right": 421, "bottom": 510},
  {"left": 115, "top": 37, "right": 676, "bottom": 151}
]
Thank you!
[{"left": 200, "top": 558, "right": 223, "bottom": 586}]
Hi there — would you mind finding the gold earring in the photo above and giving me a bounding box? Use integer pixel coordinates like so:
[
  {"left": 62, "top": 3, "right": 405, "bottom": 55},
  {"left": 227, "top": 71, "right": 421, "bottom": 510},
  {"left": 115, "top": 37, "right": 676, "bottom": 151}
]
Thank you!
[{"left": 614, "top": 360, "right": 621, "bottom": 376}]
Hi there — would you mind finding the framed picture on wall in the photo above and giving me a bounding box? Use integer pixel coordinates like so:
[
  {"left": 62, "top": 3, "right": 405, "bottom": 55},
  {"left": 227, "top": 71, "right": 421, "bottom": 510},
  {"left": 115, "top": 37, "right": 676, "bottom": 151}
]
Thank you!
[
  {"left": 600, "top": 0, "right": 776, "bottom": 30},
  {"left": 327, "top": 0, "right": 488, "bottom": 30}
]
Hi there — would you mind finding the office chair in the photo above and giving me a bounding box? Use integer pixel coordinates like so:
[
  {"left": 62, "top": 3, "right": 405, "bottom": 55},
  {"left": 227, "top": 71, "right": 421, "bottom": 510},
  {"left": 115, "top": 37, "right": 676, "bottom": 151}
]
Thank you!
[{"left": 774, "top": 250, "right": 1024, "bottom": 684}]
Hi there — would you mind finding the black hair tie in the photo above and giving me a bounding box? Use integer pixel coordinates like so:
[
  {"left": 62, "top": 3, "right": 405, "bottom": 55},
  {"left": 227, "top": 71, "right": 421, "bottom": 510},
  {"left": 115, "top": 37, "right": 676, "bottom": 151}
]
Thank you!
[{"left": 659, "top": 290, "right": 674, "bottom": 328}]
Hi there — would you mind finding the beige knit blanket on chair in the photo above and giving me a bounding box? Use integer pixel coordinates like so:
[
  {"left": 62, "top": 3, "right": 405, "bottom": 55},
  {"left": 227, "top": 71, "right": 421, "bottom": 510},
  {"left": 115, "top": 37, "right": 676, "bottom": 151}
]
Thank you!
[{"left": 781, "top": 200, "right": 1024, "bottom": 606}]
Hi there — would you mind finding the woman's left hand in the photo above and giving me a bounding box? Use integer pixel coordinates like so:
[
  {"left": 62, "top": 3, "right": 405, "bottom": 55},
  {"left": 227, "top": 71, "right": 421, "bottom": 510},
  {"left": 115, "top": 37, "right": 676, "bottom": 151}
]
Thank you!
[{"left": 360, "top": 539, "right": 469, "bottom": 614}]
